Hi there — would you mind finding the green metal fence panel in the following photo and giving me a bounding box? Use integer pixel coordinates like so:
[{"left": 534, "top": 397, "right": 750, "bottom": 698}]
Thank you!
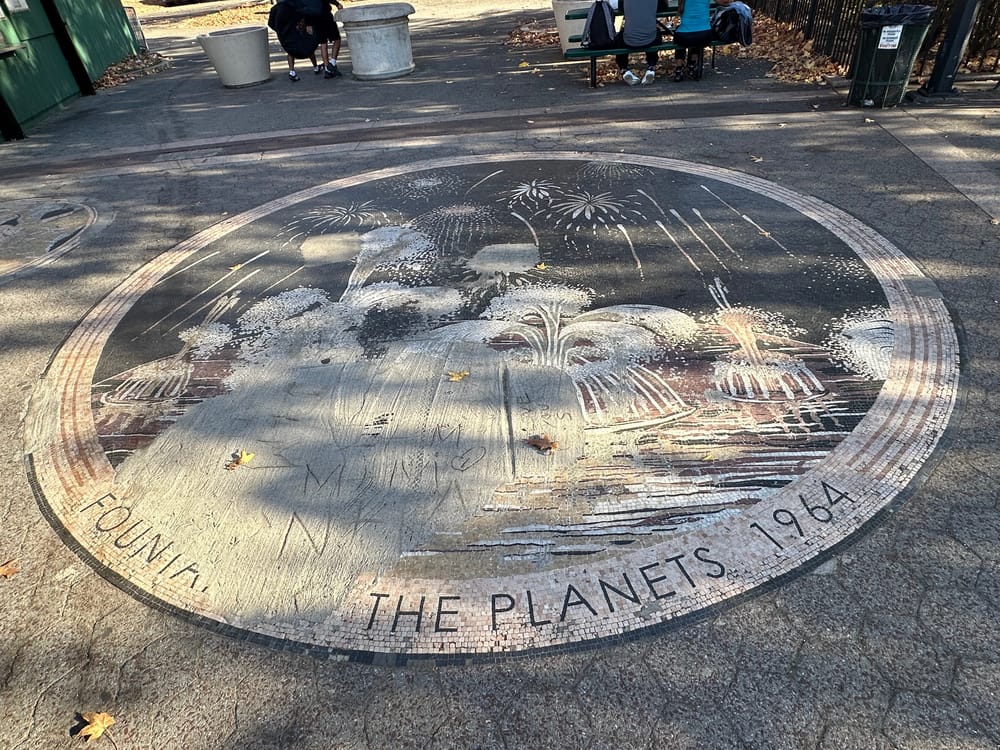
[
  {"left": 55, "top": 0, "right": 137, "bottom": 80},
  {"left": 0, "top": 32, "right": 79, "bottom": 125},
  {"left": 0, "top": 0, "right": 80, "bottom": 129}
]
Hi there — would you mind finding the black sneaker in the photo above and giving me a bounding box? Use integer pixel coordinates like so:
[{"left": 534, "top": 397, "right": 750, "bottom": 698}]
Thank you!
[
  {"left": 289, "top": 70, "right": 300, "bottom": 82},
  {"left": 325, "top": 63, "right": 341, "bottom": 78}
]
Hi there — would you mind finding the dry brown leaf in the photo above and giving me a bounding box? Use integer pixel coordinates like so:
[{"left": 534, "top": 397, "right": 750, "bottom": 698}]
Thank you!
[
  {"left": 93, "top": 52, "right": 170, "bottom": 90},
  {"left": 0, "top": 559, "right": 20, "bottom": 579},
  {"left": 78, "top": 711, "right": 115, "bottom": 743},
  {"left": 170, "top": 2, "right": 270, "bottom": 28},
  {"left": 505, "top": 20, "right": 560, "bottom": 48},
  {"left": 224, "top": 449, "right": 255, "bottom": 471},
  {"left": 446, "top": 370, "right": 470, "bottom": 382},
  {"left": 526, "top": 434, "right": 559, "bottom": 454}
]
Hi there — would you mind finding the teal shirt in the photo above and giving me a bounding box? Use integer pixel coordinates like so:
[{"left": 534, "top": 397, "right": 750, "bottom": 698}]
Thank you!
[{"left": 678, "top": 0, "right": 712, "bottom": 33}]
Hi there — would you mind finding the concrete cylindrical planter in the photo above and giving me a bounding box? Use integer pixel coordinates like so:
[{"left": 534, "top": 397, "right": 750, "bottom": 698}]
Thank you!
[
  {"left": 552, "top": 0, "right": 594, "bottom": 53},
  {"left": 335, "top": 3, "right": 415, "bottom": 80},
  {"left": 197, "top": 26, "right": 271, "bottom": 88}
]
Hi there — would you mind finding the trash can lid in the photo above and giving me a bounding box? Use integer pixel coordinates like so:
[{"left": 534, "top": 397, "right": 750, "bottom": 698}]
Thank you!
[{"left": 860, "top": 4, "right": 935, "bottom": 27}]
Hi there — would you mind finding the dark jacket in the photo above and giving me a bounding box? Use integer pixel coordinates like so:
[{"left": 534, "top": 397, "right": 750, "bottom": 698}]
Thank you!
[{"left": 267, "top": 0, "right": 318, "bottom": 58}]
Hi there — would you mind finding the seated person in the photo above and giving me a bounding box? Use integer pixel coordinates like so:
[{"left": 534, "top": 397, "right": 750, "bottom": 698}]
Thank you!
[
  {"left": 615, "top": 0, "right": 661, "bottom": 86},
  {"left": 674, "top": 0, "right": 732, "bottom": 80}
]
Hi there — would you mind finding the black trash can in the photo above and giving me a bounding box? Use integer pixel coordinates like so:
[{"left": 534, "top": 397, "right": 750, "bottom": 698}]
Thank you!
[{"left": 848, "top": 4, "right": 935, "bottom": 108}]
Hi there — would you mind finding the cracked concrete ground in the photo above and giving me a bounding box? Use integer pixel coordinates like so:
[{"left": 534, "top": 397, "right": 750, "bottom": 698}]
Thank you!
[{"left": 1, "top": 0, "right": 999, "bottom": 747}]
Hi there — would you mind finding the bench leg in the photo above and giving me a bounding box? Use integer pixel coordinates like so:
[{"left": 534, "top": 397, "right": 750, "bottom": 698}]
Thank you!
[{"left": 590, "top": 57, "right": 597, "bottom": 88}]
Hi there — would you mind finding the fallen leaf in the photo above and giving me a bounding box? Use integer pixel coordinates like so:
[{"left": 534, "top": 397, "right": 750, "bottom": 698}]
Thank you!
[
  {"left": 224, "top": 449, "right": 255, "bottom": 471},
  {"left": 535, "top": 262, "right": 547, "bottom": 270},
  {"left": 505, "top": 20, "right": 559, "bottom": 48},
  {"left": 864, "top": 117, "right": 875, "bottom": 124},
  {"left": 93, "top": 52, "right": 171, "bottom": 90},
  {"left": 526, "top": 434, "right": 559, "bottom": 454},
  {"left": 229, "top": 263, "right": 243, "bottom": 271},
  {"left": 0, "top": 559, "right": 20, "bottom": 579},
  {"left": 749, "top": 155, "right": 763, "bottom": 162},
  {"left": 78, "top": 711, "right": 115, "bottom": 743},
  {"left": 702, "top": 452, "right": 714, "bottom": 460},
  {"left": 518, "top": 61, "right": 530, "bottom": 68},
  {"left": 446, "top": 370, "right": 470, "bottom": 382}
]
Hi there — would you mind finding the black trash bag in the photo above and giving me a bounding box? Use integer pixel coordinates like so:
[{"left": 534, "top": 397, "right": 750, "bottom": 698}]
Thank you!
[{"left": 860, "top": 4, "right": 935, "bottom": 28}]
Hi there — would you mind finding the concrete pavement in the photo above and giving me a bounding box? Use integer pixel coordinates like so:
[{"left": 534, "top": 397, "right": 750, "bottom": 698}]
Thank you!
[{"left": 1, "top": 1, "right": 1000, "bottom": 747}]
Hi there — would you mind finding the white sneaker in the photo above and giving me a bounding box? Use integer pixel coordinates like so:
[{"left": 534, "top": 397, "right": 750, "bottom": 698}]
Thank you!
[
  {"left": 641, "top": 69, "right": 655, "bottom": 85},
  {"left": 622, "top": 70, "right": 640, "bottom": 86}
]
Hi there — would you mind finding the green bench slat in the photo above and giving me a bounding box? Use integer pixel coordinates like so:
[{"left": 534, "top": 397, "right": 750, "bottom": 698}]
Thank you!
[
  {"left": 564, "top": 43, "right": 680, "bottom": 58},
  {"left": 563, "top": 5, "right": 716, "bottom": 19},
  {"left": 564, "top": 7, "right": 679, "bottom": 19}
]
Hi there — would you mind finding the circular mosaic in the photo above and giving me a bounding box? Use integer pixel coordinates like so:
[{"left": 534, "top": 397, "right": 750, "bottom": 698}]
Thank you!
[{"left": 24, "top": 153, "right": 959, "bottom": 659}]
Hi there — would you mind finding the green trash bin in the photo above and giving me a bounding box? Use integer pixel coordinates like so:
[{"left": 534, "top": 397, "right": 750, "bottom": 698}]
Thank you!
[{"left": 848, "top": 4, "right": 935, "bottom": 108}]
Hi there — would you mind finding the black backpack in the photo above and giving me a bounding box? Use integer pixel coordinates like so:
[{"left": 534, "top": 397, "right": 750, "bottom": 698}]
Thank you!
[{"left": 582, "top": 0, "right": 616, "bottom": 49}]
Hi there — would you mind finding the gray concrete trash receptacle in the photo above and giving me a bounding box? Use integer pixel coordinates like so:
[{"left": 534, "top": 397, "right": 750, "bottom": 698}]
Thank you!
[
  {"left": 335, "top": 3, "right": 415, "bottom": 80},
  {"left": 552, "top": 0, "right": 594, "bottom": 53},
  {"left": 197, "top": 26, "right": 271, "bottom": 88}
]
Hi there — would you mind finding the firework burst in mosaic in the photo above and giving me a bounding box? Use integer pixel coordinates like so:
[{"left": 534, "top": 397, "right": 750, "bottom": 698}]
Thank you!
[
  {"left": 544, "top": 190, "right": 645, "bottom": 233},
  {"left": 297, "top": 202, "right": 396, "bottom": 231},
  {"left": 577, "top": 161, "right": 653, "bottom": 185},
  {"left": 386, "top": 171, "right": 465, "bottom": 201},
  {"left": 501, "top": 179, "right": 563, "bottom": 211},
  {"left": 408, "top": 203, "right": 502, "bottom": 253}
]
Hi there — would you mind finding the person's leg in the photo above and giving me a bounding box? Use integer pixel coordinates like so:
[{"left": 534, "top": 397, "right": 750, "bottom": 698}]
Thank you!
[
  {"left": 287, "top": 53, "right": 299, "bottom": 81},
  {"left": 642, "top": 51, "right": 658, "bottom": 84},
  {"left": 612, "top": 30, "right": 638, "bottom": 84},
  {"left": 326, "top": 13, "right": 348, "bottom": 78},
  {"left": 687, "top": 46, "right": 704, "bottom": 79},
  {"left": 619, "top": 56, "right": 640, "bottom": 85}
]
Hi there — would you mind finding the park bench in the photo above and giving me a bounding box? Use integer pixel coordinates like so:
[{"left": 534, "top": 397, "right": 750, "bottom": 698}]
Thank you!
[{"left": 563, "top": 4, "right": 725, "bottom": 87}]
